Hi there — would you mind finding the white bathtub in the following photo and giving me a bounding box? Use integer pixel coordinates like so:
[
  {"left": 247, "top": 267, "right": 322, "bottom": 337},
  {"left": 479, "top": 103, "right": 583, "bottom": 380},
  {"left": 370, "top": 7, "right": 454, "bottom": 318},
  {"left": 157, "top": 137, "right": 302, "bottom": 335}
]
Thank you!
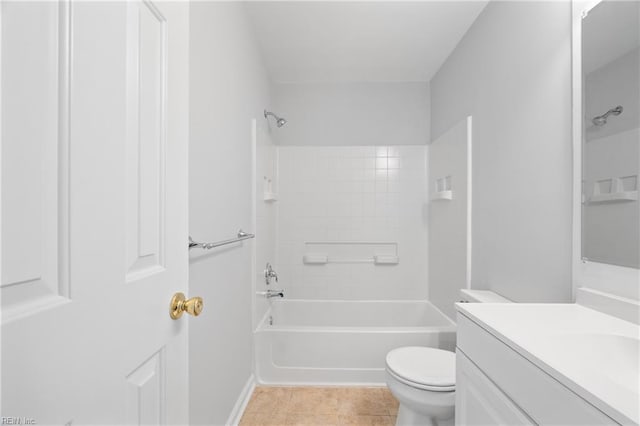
[{"left": 255, "top": 299, "right": 456, "bottom": 385}]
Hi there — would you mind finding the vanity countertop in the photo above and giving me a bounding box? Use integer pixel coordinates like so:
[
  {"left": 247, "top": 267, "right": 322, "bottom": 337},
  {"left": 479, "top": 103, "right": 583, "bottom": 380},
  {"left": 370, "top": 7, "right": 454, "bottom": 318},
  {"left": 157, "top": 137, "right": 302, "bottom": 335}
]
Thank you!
[{"left": 455, "top": 303, "right": 640, "bottom": 425}]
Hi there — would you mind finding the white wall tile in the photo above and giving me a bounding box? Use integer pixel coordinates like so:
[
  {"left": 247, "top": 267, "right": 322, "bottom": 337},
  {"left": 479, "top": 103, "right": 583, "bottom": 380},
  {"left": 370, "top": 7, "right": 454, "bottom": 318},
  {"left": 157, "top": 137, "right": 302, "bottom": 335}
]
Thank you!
[{"left": 276, "top": 145, "right": 428, "bottom": 300}]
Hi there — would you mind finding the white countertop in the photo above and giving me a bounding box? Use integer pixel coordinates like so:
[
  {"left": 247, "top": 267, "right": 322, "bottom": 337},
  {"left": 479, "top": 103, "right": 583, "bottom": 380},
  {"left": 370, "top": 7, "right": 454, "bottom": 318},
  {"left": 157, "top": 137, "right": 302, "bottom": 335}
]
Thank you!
[{"left": 456, "top": 303, "right": 640, "bottom": 425}]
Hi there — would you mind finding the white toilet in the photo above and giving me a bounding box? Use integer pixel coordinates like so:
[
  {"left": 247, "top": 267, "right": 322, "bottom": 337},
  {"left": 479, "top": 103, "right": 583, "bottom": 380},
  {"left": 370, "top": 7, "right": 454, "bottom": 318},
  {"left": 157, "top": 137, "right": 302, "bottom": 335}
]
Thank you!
[
  {"left": 385, "top": 346, "right": 456, "bottom": 426},
  {"left": 385, "top": 290, "right": 511, "bottom": 426}
]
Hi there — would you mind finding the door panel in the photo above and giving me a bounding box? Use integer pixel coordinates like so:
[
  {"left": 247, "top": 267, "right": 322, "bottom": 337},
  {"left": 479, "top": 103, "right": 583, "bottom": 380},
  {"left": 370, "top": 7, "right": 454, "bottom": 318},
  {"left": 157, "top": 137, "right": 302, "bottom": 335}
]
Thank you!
[
  {"left": 125, "top": 0, "right": 166, "bottom": 281},
  {"left": 125, "top": 348, "right": 166, "bottom": 425},
  {"left": 1, "top": 0, "right": 70, "bottom": 319},
  {"left": 1, "top": 1, "right": 190, "bottom": 424}
]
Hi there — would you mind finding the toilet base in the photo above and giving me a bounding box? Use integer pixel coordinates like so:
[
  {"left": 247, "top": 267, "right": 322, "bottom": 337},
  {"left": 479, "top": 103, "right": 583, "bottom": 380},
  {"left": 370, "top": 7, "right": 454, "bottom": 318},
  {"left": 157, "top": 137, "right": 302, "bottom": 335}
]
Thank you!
[
  {"left": 386, "top": 370, "right": 455, "bottom": 426},
  {"left": 395, "top": 405, "right": 454, "bottom": 426}
]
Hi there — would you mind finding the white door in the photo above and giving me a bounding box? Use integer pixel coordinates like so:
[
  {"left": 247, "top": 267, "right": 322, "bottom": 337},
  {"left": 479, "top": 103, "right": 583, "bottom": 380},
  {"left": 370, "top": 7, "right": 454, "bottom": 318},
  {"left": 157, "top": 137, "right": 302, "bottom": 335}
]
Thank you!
[{"left": 1, "top": 1, "right": 191, "bottom": 424}]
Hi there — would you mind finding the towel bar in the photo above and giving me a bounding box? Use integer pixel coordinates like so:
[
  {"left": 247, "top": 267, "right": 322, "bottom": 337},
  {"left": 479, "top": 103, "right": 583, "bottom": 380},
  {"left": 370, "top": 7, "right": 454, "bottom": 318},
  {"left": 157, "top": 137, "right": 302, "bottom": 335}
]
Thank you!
[{"left": 189, "top": 229, "right": 255, "bottom": 250}]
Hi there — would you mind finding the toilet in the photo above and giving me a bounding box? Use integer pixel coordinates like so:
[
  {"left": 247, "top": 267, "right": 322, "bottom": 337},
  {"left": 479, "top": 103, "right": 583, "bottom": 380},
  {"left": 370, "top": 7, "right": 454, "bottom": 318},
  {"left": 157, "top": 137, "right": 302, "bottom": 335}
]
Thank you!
[
  {"left": 386, "top": 346, "right": 456, "bottom": 425},
  {"left": 385, "top": 290, "right": 511, "bottom": 426}
]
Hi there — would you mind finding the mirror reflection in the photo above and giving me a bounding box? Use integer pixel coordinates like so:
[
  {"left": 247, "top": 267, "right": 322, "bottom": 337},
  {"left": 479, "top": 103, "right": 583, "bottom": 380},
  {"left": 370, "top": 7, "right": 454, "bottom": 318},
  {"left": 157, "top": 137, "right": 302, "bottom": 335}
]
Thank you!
[{"left": 582, "top": 0, "right": 640, "bottom": 268}]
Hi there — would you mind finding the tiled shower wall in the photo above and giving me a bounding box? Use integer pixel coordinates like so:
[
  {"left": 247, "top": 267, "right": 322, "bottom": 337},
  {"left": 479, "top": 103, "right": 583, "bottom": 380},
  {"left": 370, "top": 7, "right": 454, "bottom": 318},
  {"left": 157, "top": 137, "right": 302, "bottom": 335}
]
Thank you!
[{"left": 276, "top": 146, "right": 428, "bottom": 300}]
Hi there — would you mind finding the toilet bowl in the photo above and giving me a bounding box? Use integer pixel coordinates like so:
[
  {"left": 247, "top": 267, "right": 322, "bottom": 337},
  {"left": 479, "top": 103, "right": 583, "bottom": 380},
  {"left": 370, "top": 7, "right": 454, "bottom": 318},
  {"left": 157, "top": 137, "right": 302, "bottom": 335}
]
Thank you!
[
  {"left": 385, "top": 346, "right": 456, "bottom": 426},
  {"left": 385, "top": 290, "right": 511, "bottom": 425}
]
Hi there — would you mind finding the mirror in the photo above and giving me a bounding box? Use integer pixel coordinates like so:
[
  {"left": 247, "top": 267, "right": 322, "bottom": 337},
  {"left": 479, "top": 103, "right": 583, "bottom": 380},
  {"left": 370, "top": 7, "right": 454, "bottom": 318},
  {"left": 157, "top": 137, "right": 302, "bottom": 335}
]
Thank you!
[{"left": 581, "top": 0, "right": 640, "bottom": 268}]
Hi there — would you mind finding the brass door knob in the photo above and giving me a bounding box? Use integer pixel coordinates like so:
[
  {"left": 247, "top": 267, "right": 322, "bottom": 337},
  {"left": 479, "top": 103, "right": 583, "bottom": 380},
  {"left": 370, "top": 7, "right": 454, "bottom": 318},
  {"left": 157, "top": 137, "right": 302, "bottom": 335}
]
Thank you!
[{"left": 170, "top": 292, "right": 204, "bottom": 320}]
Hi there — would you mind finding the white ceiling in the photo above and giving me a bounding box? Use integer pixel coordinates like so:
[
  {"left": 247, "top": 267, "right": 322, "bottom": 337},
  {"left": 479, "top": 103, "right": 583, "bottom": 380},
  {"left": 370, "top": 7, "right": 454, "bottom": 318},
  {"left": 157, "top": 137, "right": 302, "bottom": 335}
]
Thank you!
[
  {"left": 582, "top": 0, "right": 640, "bottom": 74},
  {"left": 245, "top": 1, "right": 488, "bottom": 83}
]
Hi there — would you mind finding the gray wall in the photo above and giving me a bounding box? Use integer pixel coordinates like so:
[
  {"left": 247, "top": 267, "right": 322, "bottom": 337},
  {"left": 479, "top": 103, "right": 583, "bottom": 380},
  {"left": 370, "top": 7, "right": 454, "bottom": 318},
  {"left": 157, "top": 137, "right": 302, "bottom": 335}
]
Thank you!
[
  {"left": 189, "top": 3, "right": 271, "bottom": 424},
  {"left": 430, "top": 1, "right": 573, "bottom": 303},
  {"left": 429, "top": 118, "right": 470, "bottom": 319},
  {"left": 273, "top": 82, "right": 430, "bottom": 146}
]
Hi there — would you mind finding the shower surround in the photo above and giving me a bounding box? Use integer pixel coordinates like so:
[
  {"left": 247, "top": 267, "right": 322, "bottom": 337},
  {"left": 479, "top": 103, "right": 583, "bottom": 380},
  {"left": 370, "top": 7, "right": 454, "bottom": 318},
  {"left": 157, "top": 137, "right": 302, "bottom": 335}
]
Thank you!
[
  {"left": 253, "top": 145, "right": 436, "bottom": 385},
  {"left": 276, "top": 145, "right": 429, "bottom": 300}
]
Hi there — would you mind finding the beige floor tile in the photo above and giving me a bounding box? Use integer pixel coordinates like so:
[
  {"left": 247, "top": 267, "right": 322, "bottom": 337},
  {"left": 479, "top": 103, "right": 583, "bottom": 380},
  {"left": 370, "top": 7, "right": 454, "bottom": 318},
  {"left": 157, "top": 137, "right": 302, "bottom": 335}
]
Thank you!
[
  {"left": 242, "top": 386, "right": 398, "bottom": 425},
  {"left": 240, "top": 412, "right": 259, "bottom": 426},
  {"left": 378, "top": 388, "right": 399, "bottom": 416},
  {"left": 337, "top": 415, "right": 394, "bottom": 425},
  {"left": 334, "top": 387, "right": 381, "bottom": 399},
  {"left": 285, "top": 413, "right": 339, "bottom": 425},
  {"left": 336, "top": 388, "right": 388, "bottom": 416},
  {"left": 245, "top": 393, "right": 272, "bottom": 414},
  {"left": 240, "top": 411, "right": 289, "bottom": 426},
  {"left": 285, "top": 387, "right": 339, "bottom": 414},
  {"left": 246, "top": 387, "right": 293, "bottom": 415},
  {"left": 256, "top": 412, "right": 289, "bottom": 426},
  {"left": 255, "top": 386, "right": 296, "bottom": 399}
]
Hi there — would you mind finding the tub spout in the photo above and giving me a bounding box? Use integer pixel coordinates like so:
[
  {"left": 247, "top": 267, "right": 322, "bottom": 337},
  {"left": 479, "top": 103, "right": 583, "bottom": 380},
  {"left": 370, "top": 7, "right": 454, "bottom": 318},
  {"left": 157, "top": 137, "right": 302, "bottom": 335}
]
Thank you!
[{"left": 266, "top": 289, "right": 284, "bottom": 299}]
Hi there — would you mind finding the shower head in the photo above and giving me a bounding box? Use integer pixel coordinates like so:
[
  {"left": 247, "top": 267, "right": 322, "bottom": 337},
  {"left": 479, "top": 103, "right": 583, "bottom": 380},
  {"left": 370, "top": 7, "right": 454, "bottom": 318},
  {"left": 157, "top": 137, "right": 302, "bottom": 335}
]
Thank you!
[
  {"left": 264, "top": 110, "right": 287, "bottom": 128},
  {"left": 592, "top": 105, "right": 623, "bottom": 126}
]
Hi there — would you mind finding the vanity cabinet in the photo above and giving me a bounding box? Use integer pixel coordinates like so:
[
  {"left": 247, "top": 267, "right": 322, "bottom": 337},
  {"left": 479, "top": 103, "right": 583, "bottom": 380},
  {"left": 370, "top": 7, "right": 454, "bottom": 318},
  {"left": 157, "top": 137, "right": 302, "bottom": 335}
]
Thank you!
[
  {"left": 456, "top": 351, "right": 534, "bottom": 425},
  {"left": 455, "top": 313, "right": 618, "bottom": 425}
]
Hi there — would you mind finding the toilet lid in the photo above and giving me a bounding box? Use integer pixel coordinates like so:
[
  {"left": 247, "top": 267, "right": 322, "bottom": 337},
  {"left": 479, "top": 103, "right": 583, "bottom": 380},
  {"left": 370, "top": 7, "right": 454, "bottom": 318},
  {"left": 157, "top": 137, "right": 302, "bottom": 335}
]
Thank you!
[{"left": 386, "top": 347, "right": 456, "bottom": 391}]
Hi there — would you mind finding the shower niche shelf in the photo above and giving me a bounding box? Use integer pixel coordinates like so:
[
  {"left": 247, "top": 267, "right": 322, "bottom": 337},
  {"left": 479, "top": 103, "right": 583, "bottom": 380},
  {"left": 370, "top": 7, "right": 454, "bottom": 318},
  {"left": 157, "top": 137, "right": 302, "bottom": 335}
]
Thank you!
[
  {"left": 587, "top": 176, "right": 638, "bottom": 204},
  {"left": 263, "top": 192, "right": 278, "bottom": 202},
  {"left": 431, "top": 176, "right": 453, "bottom": 201},
  {"left": 431, "top": 190, "right": 453, "bottom": 201},
  {"left": 263, "top": 176, "right": 278, "bottom": 202},
  {"left": 588, "top": 191, "right": 637, "bottom": 203}
]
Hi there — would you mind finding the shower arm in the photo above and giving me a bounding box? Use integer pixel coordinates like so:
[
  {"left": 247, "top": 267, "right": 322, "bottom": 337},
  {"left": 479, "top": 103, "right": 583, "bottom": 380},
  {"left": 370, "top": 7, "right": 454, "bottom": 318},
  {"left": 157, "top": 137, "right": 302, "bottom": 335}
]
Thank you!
[
  {"left": 264, "top": 110, "right": 281, "bottom": 121},
  {"left": 592, "top": 105, "right": 623, "bottom": 125},
  {"left": 263, "top": 109, "right": 287, "bottom": 127}
]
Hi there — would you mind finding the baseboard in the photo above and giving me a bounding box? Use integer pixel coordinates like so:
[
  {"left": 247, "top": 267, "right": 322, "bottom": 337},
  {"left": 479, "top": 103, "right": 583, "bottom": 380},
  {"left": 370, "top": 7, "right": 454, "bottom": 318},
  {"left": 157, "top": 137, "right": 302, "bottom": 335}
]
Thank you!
[
  {"left": 225, "top": 373, "right": 256, "bottom": 426},
  {"left": 256, "top": 379, "right": 387, "bottom": 387}
]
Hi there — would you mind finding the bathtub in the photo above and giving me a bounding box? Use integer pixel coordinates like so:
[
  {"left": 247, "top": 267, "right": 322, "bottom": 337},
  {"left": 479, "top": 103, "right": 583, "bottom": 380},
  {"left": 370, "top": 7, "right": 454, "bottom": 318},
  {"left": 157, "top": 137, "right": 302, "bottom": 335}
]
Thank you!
[{"left": 255, "top": 299, "right": 456, "bottom": 385}]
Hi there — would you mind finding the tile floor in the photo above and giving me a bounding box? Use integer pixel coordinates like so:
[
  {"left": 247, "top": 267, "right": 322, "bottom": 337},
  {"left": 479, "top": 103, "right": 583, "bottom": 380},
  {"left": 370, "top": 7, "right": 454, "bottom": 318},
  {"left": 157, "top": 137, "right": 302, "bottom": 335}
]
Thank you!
[{"left": 239, "top": 386, "right": 399, "bottom": 426}]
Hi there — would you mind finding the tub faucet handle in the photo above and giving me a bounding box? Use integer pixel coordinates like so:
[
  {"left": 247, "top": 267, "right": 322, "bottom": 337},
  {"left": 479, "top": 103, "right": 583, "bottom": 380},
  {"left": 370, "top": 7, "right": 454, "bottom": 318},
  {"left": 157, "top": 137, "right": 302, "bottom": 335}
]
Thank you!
[{"left": 265, "top": 262, "right": 278, "bottom": 285}]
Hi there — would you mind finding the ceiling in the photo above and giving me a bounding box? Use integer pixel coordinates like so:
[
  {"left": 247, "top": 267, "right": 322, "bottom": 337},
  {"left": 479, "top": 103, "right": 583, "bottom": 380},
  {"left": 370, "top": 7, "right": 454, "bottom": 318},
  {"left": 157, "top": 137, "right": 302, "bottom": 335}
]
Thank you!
[
  {"left": 245, "top": 1, "right": 488, "bottom": 83},
  {"left": 582, "top": 0, "right": 639, "bottom": 74}
]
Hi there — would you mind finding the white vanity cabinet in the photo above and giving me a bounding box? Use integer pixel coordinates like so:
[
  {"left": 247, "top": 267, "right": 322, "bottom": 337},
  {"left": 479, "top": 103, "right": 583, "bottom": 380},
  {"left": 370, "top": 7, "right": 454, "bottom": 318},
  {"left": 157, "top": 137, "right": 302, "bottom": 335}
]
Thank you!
[
  {"left": 455, "top": 312, "right": 619, "bottom": 426},
  {"left": 456, "top": 350, "right": 534, "bottom": 425}
]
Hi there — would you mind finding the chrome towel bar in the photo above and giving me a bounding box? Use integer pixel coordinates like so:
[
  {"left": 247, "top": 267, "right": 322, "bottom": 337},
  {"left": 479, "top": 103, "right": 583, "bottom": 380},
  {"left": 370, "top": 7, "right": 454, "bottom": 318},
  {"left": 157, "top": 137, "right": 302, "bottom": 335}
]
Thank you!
[{"left": 189, "top": 229, "right": 255, "bottom": 250}]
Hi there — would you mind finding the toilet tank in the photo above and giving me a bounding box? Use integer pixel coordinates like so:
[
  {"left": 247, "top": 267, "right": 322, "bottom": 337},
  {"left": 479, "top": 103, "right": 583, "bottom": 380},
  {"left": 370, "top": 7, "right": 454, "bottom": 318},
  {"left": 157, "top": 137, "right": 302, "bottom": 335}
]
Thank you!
[{"left": 458, "top": 289, "right": 511, "bottom": 303}]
